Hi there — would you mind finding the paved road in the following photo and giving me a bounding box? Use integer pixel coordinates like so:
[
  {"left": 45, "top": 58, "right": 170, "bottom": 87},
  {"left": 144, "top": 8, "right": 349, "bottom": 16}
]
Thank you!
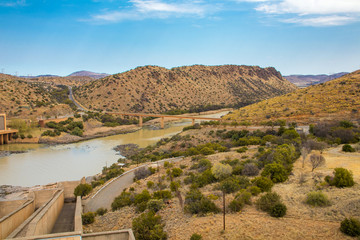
[
  {"left": 83, "top": 157, "right": 183, "bottom": 212},
  {"left": 68, "top": 86, "right": 87, "bottom": 111}
]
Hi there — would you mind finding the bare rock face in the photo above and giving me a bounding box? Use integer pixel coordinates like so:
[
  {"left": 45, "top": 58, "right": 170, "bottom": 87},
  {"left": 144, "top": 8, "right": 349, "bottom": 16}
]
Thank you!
[{"left": 74, "top": 65, "right": 297, "bottom": 113}]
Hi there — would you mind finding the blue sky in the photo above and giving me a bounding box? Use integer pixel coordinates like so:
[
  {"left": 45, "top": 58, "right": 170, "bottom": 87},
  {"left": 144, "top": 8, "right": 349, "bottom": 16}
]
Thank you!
[{"left": 0, "top": 0, "right": 359, "bottom": 76}]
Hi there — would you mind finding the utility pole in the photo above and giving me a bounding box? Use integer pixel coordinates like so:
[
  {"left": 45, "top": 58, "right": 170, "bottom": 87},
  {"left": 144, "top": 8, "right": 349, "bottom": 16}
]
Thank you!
[{"left": 223, "top": 190, "right": 226, "bottom": 231}]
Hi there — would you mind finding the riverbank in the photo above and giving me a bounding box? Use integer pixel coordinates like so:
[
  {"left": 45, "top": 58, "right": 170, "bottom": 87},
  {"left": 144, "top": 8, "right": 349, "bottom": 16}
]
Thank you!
[{"left": 39, "top": 124, "right": 141, "bottom": 144}]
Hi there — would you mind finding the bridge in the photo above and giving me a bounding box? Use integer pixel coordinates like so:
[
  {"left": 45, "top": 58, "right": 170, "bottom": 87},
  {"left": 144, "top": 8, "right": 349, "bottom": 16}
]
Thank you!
[
  {"left": 0, "top": 113, "right": 18, "bottom": 145},
  {"left": 67, "top": 86, "right": 222, "bottom": 128},
  {"left": 106, "top": 112, "right": 222, "bottom": 128}
]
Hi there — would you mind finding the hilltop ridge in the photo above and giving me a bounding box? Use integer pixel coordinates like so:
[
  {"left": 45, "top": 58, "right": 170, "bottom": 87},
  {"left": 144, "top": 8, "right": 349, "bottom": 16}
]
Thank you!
[
  {"left": 225, "top": 70, "right": 360, "bottom": 124},
  {"left": 73, "top": 65, "right": 297, "bottom": 113}
]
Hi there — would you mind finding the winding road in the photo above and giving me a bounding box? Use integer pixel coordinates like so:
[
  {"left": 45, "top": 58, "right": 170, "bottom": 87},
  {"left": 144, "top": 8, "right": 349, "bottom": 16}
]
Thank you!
[{"left": 83, "top": 157, "right": 184, "bottom": 212}]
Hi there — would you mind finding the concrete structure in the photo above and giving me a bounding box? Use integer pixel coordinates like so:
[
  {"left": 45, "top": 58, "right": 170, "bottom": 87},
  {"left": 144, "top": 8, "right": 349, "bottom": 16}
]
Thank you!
[
  {"left": 0, "top": 113, "right": 18, "bottom": 145},
  {"left": 10, "top": 229, "right": 135, "bottom": 240},
  {"left": 108, "top": 111, "right": 222, "bottom": 129},
  {"left": 0, "top": 199, "right": 35, "bottom": 239},
  {"left": 2, "top": 180, "right": 135, "bottom": 240}
]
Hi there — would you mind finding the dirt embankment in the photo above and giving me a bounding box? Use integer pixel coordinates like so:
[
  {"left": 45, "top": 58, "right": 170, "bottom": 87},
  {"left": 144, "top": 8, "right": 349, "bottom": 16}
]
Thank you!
[{"left": 39, "top": 124, "right": 141, "bottom": 144}]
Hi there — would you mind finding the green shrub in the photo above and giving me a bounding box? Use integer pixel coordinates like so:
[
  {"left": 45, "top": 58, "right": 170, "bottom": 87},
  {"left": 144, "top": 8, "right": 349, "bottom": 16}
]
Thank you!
[
  {"left": 200, "top": 147, "right": 215, "bottom": 155},
  {"left": 184, "top": 189, "right": 220, "bottom": 215},
  {"left": 228, "top": 198, "right": 245, "bottom": 212},
  {"left": 305, "top": 191, "right": 330, "bottom": 207},
  {"left": 330, "top": 168, "right": 355, "bottom": 188},
  {"left": 171, "top": 168, "right": 183, "bottom": 177},
  {"left": 256, "top": 192, "right": 281, "bottom": 213},
  {"left": 247, "top": 186, "right": 261, "bottom": 196},
  {"left": 269, "top": 203, "right": 287, "bottom": 218},
  {"left": 132, "top": 211, "right": 167, "bottom": 240},
  {"left": 236, "top": 147, "right": 248, "bottom": 153},
  {"left": 211, "top": 162, "right": 232, "bottom": 180},
  {"left": 342, "top": 144, "right": 355, "bottom": 152},
  {"left": 82, "top": 212, "right": 95, "bottom": 225},
  {"left": 112, "top": 191, "right": 133, "bottom": 211},
  {"left": 153, "top": 190, "right": 172, "bottom": 201},
  {"left": 147, "top": 181, "right": 154, "bottom": 189},
  {"left": 91, "top": 180, "right": 104, "bottom": 188},
  {"left": 170, "top": 181, "right": 180, "bottom": 192},
  {"left": 252, "top": 176, "right": 274, "bottom": 192},
  {"left": 74, "top": 183, "right": 92, "bottom": 197},
  {"left": 134, "top": 190, "right": 151, "bottom": 205},
  {"left": 20, "top": 133, "right": 25, "bottom": 139},
  {"left": 261, "top": 163, "right": 288, "bottom": 183},
  {"left": 71, "top": 127, "right": 83, "bottom": 137},
  {"left": 147, "top": 199, "right": 165, "bottom": 212},
  {"left": 340, "top": 217, "right": 360, "bottom": 237},
  {"left": 229, "top": 191, "right": 252, "bottom": 212},
  {"left": 190, "top": 233, "right": 203, "bottom": 240},
  {"left": 217, "top": 176, "right": 250, "bottom": 194},
  {"left": 96, "top": 208, "right": 107, "bottom": 216},
  {"left": 27, "top": 134, "right": 33, "bottom": 138}
]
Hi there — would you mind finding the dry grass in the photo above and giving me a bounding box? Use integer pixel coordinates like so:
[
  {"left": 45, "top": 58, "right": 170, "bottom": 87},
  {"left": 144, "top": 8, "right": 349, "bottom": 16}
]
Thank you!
[
  {"left": 225, "top": 70, "right": 360, "bottom": 124},
  {"left": 85, "top": 143, "right": 360, "bottom": 239},
  {"left": 74, "top": 65, "right": 296, "bottom": 113}
]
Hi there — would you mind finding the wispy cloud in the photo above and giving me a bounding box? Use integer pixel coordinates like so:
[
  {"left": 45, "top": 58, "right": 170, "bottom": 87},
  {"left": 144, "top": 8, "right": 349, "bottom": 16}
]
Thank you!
[
  {"left": 244, "top": 0, "right": 360, "bottom": 26},
  {"left": 283, "top": 15, "right": 356, "bottom": 27},
  {"left": 90, "top": 0, "right": 216, "bottom": 23},
  {"left": 0, "top": 0, "right": 26, "bottom": 7}
]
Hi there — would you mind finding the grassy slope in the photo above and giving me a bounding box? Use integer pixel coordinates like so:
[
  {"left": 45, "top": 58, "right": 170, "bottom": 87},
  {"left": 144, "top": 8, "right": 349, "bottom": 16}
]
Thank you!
[{"left": 225, "top": 70, "right": 360, "bottom": 124}]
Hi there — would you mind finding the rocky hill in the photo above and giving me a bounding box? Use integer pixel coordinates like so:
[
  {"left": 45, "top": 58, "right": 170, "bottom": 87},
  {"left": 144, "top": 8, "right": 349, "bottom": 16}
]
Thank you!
[
  {"left": 0, "top": 74, "right": 73, "bottom": 118},
  {"left": 285, "top": 72, "right": 348, "bottom": 87},
  {"left": 225, "top": 70, "right": 360, "bottom": 124},
  {"left": 73, "top": 65, "right": 297, "bottom": 113}
]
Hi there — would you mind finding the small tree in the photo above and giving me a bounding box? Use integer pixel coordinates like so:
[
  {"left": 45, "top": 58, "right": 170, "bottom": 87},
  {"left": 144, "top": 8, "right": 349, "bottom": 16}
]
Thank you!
[
  {"left": 301, "top": 146, "right": 311, "bottom": 168},
  {"left": 309, "top": 153, "right": 325, "bottom": 172},
  {"left": 74, "top": 183, "right": 92, "bottom": 197},
  {"left": 132, "top": 211, "right": 167, "bottom": 240},
  {"left": 211, "top": 162, "right": 232, "bottom": 180},
  {"left": 343, "top": 144, "right": 355, "bottom": 152},
  {"left": 330, "top": 168, "right": 355, "bottom": 188}
]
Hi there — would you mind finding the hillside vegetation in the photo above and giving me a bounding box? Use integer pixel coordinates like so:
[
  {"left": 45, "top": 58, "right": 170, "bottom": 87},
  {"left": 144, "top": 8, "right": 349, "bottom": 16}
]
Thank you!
[
  {"left": 0, "top": 73, "right": 73, "bottom": 118},
  {"left": 73, "top": 65, "right": 297, "bottom": 113},
  {"left": 225, "top": 70, "right": 360, "bottom": 124}
]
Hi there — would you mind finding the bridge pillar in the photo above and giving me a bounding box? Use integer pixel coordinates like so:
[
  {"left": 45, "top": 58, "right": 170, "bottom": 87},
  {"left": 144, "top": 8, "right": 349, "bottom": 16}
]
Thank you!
[
  {"left": 4, "top": 133, "right": 8, "bottom": 144},
  {"left": 192, "top": 119, "right": 195, "bottom": 125},
  {"left": 139, "top": 116, "right": 143, "bottom": 127},
  {"left": 160, "top": 117, "right": 164, "bottom": 129}
]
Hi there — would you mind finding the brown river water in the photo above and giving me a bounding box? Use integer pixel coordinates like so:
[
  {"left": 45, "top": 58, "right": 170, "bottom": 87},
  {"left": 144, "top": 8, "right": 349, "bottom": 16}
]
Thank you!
[{"left": 0, "top": 112, "right": 228, "bottom": 187}]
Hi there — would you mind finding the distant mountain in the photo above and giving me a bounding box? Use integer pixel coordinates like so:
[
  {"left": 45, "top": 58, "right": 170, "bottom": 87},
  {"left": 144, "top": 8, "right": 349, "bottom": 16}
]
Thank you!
[
  {"left": 73, "top": 65, "right": 297, "bottom": 113},
  {"left": 285, "top": 72, "right": 348, "bottom": 87},
  {"left": 21, "top": 74, "right": 60, "bottom": 78},
  {"left": 225, "top": 69, "right": 360, "bottom": 124},
  {"left": 68, "top": 71, "right": 109, "bottom": 79}
]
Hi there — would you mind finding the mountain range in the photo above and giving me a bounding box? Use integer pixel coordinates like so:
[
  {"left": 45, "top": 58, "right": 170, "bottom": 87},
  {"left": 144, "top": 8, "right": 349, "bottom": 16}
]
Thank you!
[{"left": 284, "top": 72, "right": 348, "bottom": 87}]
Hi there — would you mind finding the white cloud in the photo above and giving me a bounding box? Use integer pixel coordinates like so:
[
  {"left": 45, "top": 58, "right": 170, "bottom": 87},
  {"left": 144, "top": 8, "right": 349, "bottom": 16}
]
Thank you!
[
  {"left": 0, "top": 0, "right": 26, "bottom": 7},
  {"left": 251, "top": 0, "right": 360, "bottom": 26},
  {"left": 90, "top": 0, "right": 213, "bottom": 23},
  {"left": 283, "top": 15, "right": 356, "bottom": 27},
  {"left": 256, "top": 0, "right": 360, "bottom": 15}
]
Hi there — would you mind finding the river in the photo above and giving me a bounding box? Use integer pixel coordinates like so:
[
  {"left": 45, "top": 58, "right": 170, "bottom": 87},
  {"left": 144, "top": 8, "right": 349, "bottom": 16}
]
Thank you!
[{"left": 0, "top": 112, "right": 227, "bottom": 187}]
